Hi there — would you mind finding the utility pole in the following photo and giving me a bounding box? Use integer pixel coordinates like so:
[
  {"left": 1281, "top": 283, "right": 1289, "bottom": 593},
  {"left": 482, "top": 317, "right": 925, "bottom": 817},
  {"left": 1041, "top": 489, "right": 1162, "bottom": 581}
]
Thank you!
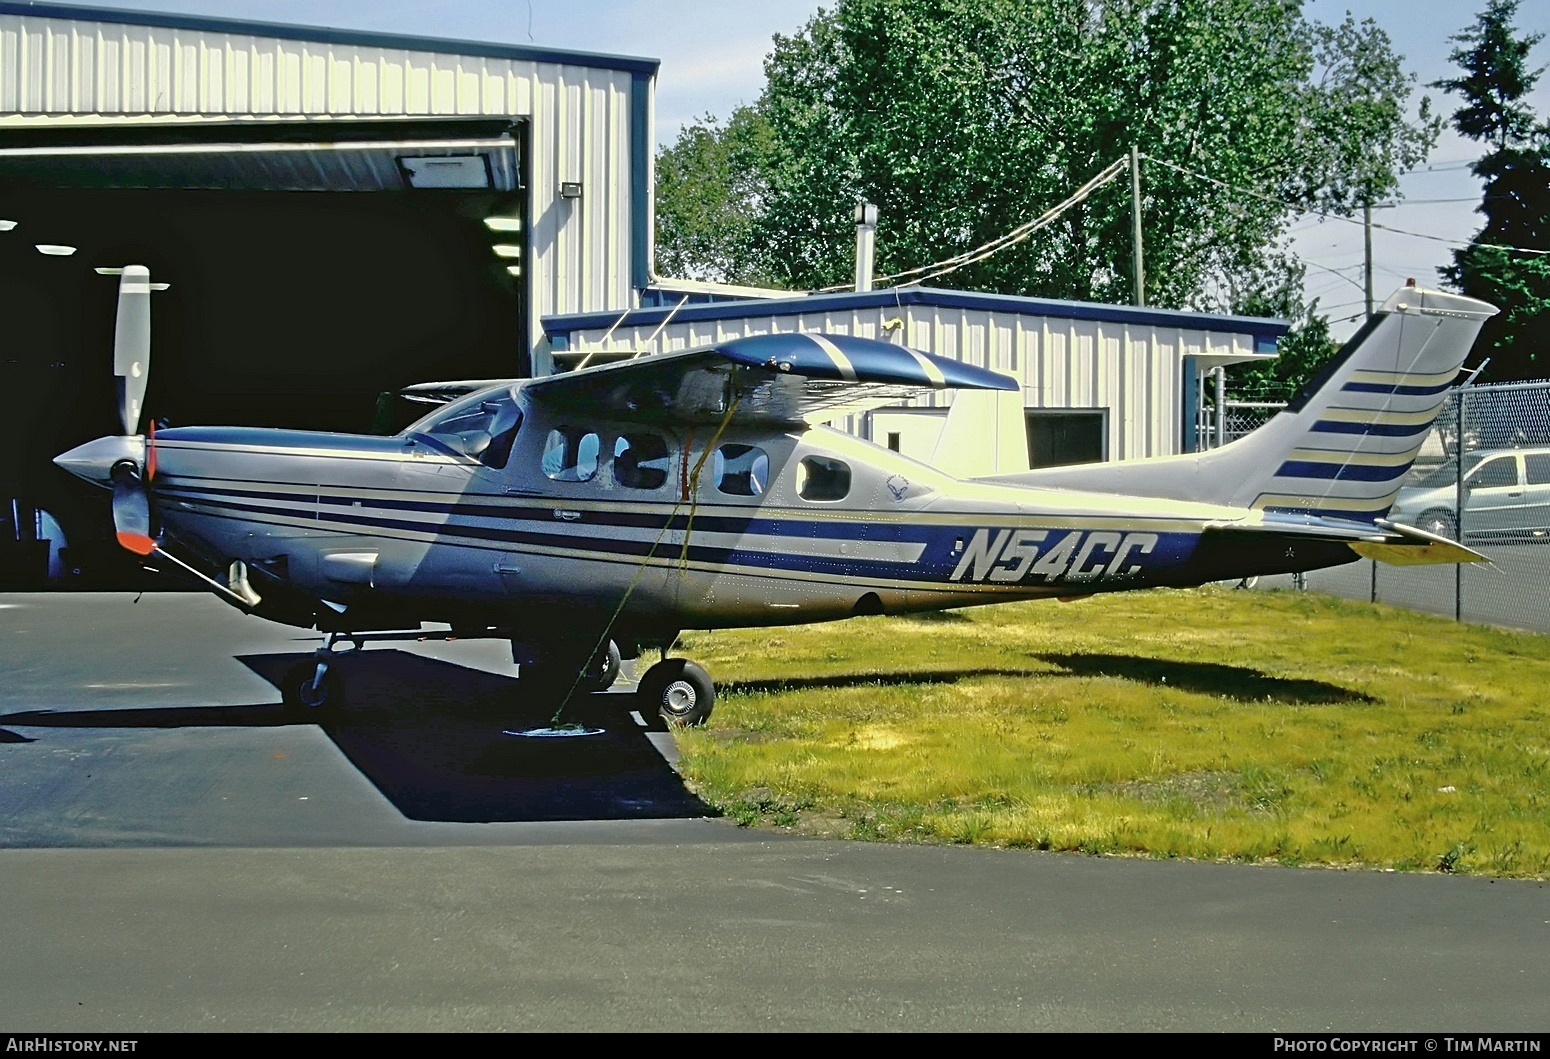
[
  {"left": 1130, "top": 145, "right": 1145, "bottom": 307},
  {"left": 1363, "top": 199, "right": 1374, "bottom": 319}
]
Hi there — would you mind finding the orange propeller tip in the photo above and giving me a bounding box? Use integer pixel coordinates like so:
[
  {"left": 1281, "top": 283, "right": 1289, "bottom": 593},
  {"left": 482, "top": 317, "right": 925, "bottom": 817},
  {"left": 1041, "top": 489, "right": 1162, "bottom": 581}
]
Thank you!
[{"left": 115, "top": 531, "right": 156, "bottom": 556}]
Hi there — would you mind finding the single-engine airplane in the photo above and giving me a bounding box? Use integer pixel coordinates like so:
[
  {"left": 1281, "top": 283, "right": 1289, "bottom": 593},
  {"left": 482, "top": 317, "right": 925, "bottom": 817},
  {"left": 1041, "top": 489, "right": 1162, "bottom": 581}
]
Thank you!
[{"left": 55, "top": 268, "right": 1495, "bottom": 727}]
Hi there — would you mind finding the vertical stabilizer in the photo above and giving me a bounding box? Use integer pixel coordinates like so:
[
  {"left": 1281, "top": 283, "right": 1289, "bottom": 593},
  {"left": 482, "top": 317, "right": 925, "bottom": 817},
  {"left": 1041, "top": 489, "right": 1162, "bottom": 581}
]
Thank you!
[
  {"left": 988, "top": 286, "right": 1496, "bottom": 522},
  {"left": 1217, "top": 287, "right": 1495, "bottom": 521}
]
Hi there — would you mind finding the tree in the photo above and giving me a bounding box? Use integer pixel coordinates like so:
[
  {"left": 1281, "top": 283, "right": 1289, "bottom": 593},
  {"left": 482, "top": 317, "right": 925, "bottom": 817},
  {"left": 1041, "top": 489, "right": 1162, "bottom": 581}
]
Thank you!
[
  {"left": 656, "top": 0, "right": 1436, "bottom": 324},
  {"left": 1433, "top": 0, "right": 1550, "bottom": 381},
  {"left": 1226, "top": 257, "right": 1340, "bottom": 403},
  {"left": 653, "top": 109, "right": 777, "bottom": 285}
]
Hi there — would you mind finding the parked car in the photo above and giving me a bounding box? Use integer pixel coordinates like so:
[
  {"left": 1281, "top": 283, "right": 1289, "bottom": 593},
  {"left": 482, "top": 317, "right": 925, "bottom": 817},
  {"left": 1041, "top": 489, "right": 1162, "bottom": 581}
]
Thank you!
[{"left": 1389, "top": 446, "right": 1550, "bottom": 540}]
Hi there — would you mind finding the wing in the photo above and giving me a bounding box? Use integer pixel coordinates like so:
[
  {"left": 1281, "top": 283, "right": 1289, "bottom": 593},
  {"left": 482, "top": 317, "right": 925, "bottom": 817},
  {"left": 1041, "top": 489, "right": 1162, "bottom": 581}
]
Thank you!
[{"left": 521, "top": 332, "right": 1018, "bottom": 426}]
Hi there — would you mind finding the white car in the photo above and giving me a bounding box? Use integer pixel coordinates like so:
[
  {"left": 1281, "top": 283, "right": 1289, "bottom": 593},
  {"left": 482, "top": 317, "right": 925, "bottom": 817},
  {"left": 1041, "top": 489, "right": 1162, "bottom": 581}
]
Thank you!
[{"left": 1389, "top": 447, "right": 1550, "bottom": 540}]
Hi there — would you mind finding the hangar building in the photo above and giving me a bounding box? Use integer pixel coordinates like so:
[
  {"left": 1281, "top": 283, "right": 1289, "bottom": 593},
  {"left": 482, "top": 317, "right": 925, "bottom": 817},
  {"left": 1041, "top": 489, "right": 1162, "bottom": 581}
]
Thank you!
[
  {"left": 0, "top": 2, "right": 1283, "bottom": 586},
  {"left": 0, "top": 0, "right": 656, "bottom": 583}
]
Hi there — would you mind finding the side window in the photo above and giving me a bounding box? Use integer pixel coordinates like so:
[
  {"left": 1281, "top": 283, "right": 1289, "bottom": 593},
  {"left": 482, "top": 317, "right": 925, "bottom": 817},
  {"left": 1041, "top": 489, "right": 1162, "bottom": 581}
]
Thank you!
[
  {"left": 714, "top": 443, "right": 769, "bottom": 497},
  {"left": 796, "top": 455, "right": 851, "bottom": 501},
  {"left": 542, "top": 427, "right": 600, "bottom": 482},
  {"left": 480, "top": 404, "right": 522, "bottom": 470},
  {"left": 615, "top": 433, "right": 670, "bottom": 490},
  {"left": 1525, "top": 454, "right": 1550, "bottom": 486},
  {"left": 1471, "top": 457, "right": 1517, "bottom": 489}
]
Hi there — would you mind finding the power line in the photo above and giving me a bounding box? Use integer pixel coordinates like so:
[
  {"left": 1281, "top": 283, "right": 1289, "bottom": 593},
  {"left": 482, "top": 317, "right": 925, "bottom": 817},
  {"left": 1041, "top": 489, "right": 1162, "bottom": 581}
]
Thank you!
[
  {"left": 822, "top": 156, "right": 1129, "bottom": 290},
  {"left": 1141, "top": 152, "right": 1550, "bottom": 258}
]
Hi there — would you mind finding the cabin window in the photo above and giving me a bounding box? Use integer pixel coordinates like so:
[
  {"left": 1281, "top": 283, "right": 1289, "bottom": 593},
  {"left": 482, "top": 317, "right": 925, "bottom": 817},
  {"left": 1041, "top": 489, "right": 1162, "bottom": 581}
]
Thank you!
[
  {"left": 797, "top": 455, "right": 851, "bottom": 501},
  {"left": 714, "top": 444, "right": 769, "bottom": 496},
  {"left": 614, "top": 433, "right": 670, "bottom": 490},
  {"left": 542, "top": 427, "right": 600, "bottom": 482},
  {"left": 479, "top": 403, "right": 523, "bottom": 470}
]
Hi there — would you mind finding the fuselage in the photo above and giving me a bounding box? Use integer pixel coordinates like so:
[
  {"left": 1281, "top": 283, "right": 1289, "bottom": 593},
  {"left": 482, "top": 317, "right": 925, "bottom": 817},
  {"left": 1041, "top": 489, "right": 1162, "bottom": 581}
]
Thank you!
[{"left": 107, "top": 386, "right": 1342, "bottom": 648}]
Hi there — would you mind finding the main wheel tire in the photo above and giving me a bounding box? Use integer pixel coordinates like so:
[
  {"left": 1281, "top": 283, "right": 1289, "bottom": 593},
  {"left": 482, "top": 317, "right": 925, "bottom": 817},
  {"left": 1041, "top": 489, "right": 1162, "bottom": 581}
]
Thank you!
[
  {"left": 1420, "top": 509, "right": 1459, "bottom": 540},
  {"left": 637, "top": 658, "right": 715, "bottom": 727},
  {"left": 578, "top": 640, "right": 622, "bottom": 693},
  {"left": 281, "top": 660, "right": 342, "bottom": 718}
]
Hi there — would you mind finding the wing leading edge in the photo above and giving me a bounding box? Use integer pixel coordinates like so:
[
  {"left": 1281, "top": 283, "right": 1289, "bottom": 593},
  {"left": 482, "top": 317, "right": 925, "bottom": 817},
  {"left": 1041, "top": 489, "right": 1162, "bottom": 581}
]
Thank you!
[{"left": 522, "top": 332, "right": 1018, "bottom": 426}]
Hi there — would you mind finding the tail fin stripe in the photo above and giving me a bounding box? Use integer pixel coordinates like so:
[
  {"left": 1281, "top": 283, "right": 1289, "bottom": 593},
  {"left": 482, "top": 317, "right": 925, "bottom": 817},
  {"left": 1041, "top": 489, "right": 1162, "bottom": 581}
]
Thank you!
[
  {"left": 1310, "top": 421, "right": 1433, "bottom": 438},
  {"left": 1275, "top": 461, "right": 1412, "bottom": 482},
  {"left": 1285, "top": 447, "right": 1418, "bottom": 467},
  {"left": 1341, "top": 381, "right": 1455, "bottom": 397}
]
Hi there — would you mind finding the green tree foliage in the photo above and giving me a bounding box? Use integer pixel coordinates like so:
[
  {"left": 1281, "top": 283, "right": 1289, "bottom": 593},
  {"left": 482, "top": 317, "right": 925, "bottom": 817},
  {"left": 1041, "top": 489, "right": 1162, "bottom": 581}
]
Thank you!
[
  {"left": 1227, "top": 259, "right": 1339, "bottom": 402},
  {"left": 656, "top": 0, "right": 1435, "bottom": 327},
  {"left": 653, "top": 110, "right": 778, "bottom": 285},
  {"left": 1433, "top": 0, "right": 1550, "bottom": 381}
]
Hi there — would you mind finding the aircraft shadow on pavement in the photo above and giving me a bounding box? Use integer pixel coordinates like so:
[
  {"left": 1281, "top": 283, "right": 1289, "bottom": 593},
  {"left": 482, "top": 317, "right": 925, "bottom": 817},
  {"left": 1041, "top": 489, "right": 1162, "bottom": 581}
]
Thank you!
[
  {"left": 240, "top": 650, "right": 716, "bottom": 824},
  {"left": 1034, "top": 652, "right": 1375, "bottom": 705},
  {"left": 1, "top": 650, "right": 713, "bottom": 825}
]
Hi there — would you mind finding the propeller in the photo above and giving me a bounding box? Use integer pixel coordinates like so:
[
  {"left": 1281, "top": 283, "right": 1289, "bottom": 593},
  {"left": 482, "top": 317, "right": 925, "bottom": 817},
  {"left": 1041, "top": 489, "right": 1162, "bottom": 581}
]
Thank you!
[
  {"left": 95, "top": 265, "right": 168, "bottom": 552},
  {"left": 110, "top": 458, "right": 154, "bottom": 556}
]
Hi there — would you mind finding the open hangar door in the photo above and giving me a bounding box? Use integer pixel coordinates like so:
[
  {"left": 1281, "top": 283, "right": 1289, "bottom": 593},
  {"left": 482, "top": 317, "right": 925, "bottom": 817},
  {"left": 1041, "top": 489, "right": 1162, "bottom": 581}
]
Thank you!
[{"left": 0, "top": 119, "right": 529, "bottom": 587}]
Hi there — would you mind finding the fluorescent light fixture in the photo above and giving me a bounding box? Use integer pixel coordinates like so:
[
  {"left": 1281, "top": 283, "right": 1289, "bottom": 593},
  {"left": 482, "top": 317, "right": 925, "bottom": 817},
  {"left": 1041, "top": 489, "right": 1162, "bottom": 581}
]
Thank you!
[
  {"left": 491, "top": 244, "right": 522, "bottom": 259},
  {"left": 399, "top": 155, "right": 491, "bottom": 189},
  {"left": 0, "top": 219, "right": 16, "bottom": 231},
  {"left": 35, "top": 244, "right": 76, "bottom": 256},
  {"left": 505, "top": 265, "right": 522, "bottom": 277},
  {"left": 483, "top": 216, "right": 522, "bottom": 232}
]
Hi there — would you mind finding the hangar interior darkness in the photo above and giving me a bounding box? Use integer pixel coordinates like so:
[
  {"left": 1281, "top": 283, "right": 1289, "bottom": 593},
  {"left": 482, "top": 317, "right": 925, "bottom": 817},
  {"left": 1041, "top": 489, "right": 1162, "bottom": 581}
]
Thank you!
[{"left": 0, "top": 119, "right": 530, "bottom": 586}]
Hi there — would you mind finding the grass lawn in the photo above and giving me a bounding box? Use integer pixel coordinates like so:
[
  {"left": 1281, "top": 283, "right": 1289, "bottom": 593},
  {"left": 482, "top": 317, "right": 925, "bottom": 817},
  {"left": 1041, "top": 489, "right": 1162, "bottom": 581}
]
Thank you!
[{"left": 669, "top": 586, "right": 1550, "bottom": 878}]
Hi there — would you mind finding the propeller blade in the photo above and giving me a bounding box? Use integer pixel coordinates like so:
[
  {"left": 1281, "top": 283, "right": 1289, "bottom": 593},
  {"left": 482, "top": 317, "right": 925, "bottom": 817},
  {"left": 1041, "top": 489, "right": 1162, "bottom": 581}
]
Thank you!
[
  {"left": 107, "top": 265, "right": 161, "bottom": 436},
  {"left": 110, "top": 462, "right": 155, "bottom": 556}
]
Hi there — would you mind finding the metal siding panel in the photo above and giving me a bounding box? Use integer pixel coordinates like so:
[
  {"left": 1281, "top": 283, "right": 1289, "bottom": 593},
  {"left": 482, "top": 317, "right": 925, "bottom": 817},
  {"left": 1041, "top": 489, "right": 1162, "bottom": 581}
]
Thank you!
[
  {"left": 48, "top": 22, "right": 68, "bottom": 111},
  {"left": 403, "top": 48, "right": 429, "bottom": 112},
  {"left": 429, "top": 54, "right": 455, "bottom": 114}
]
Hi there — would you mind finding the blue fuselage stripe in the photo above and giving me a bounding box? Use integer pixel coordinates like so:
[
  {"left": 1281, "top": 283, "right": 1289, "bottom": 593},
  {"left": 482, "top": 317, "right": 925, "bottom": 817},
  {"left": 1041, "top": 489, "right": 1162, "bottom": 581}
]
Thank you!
[{"left": 157, "top": 481, "right": 1204, "bottom": 587}]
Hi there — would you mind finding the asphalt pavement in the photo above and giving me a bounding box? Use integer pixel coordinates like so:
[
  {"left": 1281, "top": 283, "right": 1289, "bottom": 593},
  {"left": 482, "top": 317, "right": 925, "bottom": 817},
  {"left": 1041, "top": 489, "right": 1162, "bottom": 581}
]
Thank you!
[{"left": 2, "top": 593, "right": 1546, "bottom": 1032}]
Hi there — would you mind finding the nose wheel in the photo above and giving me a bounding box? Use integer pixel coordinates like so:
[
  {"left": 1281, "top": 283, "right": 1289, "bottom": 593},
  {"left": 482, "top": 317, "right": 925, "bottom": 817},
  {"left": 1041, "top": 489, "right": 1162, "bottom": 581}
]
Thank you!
[
  {"left": 637, "top": 658, "right": 715, "bottom": 727},
  {"left": 281, "top": 657, "right": 341, "bottom": 717}
]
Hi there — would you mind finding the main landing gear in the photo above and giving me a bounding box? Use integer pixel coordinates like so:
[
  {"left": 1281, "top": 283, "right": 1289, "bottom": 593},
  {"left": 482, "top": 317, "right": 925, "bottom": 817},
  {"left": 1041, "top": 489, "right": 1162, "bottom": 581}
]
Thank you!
[
  {"left": 636, "top": 657, "right": 716, "bottom": 728},
  {"left": 278, "top": 628, "right": 718, "bottom": 729}
]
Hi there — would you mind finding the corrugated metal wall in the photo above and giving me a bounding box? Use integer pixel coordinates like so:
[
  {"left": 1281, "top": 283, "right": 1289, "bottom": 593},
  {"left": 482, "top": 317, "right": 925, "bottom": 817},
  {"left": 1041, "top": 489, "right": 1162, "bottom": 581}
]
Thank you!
[
  {"left": 0, "top": 9, "right": 648, "bottom": 358},
  {"left": 560, "top": 303, "right": 1262, "bottom": 461}
]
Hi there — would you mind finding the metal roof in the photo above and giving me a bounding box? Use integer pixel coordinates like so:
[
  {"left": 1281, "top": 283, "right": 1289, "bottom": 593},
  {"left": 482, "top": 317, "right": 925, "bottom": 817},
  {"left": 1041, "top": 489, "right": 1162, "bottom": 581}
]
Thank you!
[
  {"left": 0, "top": 1, "right": 661, "bottom": 75},
  {"left": 545, "top": 285, "right": 1292, "bottom": 344}
]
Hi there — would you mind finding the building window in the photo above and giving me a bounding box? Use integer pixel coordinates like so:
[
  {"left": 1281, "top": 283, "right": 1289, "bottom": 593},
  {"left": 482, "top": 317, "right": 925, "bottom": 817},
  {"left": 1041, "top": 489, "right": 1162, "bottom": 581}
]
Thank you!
[
  {"left": 542, "top": 427, "right": 600, "bottom": 482},
  {"left": 614, "top": 433, "right": 670, "bottom": 490},
  {"left": 1025, "top": 410, "right": 1108, "bottom": 469},
  {"left": 797, "top": 455, "right": 851, "bottom": 501},
  {"left": 714, "top": 444, "right": 769, "bottom": 496}
]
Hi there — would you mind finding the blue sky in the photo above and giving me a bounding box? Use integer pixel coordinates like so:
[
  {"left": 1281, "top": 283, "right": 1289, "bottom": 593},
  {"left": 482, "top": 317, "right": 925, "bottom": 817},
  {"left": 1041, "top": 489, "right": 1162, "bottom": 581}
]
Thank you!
[{"left": 47, "top": 1, "right": 1550, "bottom": 332}]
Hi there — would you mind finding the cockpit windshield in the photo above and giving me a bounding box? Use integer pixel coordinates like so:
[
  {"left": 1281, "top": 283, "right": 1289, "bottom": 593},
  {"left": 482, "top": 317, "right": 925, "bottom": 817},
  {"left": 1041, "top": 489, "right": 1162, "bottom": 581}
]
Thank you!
[{"left": 403, "top": 385, "right": 524, "bottom": 469}]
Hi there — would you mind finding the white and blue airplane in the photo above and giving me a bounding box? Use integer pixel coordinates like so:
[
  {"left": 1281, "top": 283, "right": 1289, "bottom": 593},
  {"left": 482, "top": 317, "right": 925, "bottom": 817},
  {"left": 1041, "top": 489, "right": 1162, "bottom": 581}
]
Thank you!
[{"left": 54, "top": 268, "right": 1495, "bottom": 727}]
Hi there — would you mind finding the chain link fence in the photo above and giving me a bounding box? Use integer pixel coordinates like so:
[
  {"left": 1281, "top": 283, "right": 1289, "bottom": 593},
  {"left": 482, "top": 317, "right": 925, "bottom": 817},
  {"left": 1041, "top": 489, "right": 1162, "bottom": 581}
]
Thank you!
[{"left": 1256, "top": 380, "right": 1550, "bottom": 634}]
